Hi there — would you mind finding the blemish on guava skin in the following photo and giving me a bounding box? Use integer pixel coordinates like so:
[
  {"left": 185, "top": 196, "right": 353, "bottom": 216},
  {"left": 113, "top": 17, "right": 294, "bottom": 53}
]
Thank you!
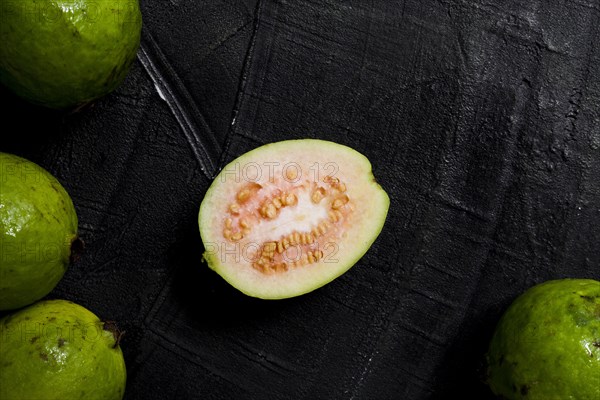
[
  {"left": 521, "top": 384, "right": 530, "bottom": 395},
  {"left": 58, "top": 338, "right": 65, "bottom": 347},
  {"left": 104, "top": 66, "right": 119, "bottom": 87},
  {"left": 48, "top": 317, "right": 56, "bottom": 322},
  {"left": 30, "top": 336, "right": 39, "bottom": 344},
  {"left": 39, "top": 352, "right": 48, "bottom": 361},
  {"left": 567, "top": 304, "right": 592, "bottom": 326}
]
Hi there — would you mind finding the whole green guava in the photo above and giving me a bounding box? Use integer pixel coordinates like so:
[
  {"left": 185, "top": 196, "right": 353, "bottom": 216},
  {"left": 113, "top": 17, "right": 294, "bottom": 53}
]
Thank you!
[
  {"left": 0, "top": 153, "right": 78, "bottom": 310},
  {"left": 486, "top": 279, "right": 600, "bottom": 400},
  {"left": 0, "top": 299, "right": 127, "bottom": 400},
  {"left": 0, "top": 0, "right": 142, "bottom": 109}
]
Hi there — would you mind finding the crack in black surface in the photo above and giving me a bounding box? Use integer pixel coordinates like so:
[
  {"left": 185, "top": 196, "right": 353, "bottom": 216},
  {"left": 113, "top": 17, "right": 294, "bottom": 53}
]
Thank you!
[{"left": 137, "top": 30, "right": 222, "bottom": 178}]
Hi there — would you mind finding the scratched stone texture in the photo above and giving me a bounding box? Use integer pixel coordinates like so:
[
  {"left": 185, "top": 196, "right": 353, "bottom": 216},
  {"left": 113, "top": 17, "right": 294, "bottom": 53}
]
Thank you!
[{"left": 0, "top": 0, "right": 599, "bottom": 399}]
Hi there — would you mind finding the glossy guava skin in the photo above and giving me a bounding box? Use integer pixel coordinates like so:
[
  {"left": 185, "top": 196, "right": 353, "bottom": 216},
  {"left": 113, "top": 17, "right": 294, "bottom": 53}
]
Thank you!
[
  {"left": 487, "top": 279, "right": 600, "bottom": 400},
  {"left": 0, "top": 300, "right": 126, "bottom": 400},
  {"left": 0, "top": 0, "right": 142, "bottom": 109},
  {"left": 0, "top": 153, "right": 78, "bottom": 310}
]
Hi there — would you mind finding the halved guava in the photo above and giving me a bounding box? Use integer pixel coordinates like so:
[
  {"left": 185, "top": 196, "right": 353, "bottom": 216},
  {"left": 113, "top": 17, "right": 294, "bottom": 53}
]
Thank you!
[
  {"left": 198, "top": 139, "right": 390, "bottom": 299},
  {"left": 0, "top": 153, "right": 79, "bottom": 310},
  {"left": 0, "top": 299, "right": 127, "bottom": 400}
]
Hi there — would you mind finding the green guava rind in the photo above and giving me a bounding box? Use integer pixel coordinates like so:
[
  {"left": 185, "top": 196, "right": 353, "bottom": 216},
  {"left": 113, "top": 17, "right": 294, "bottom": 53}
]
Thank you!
[
  {"left": 487, "top": 279, "right": 600, "bottom": 400},
  {"left": 0, "top": 300, "right": 126, "bottom": 400},
  {"left": 0, "top": 153, "right": 78, "bottom": 310},
  {"left": 198, "top": 139, "right": 390, "bottom": 299},
  {"left": 0, "top": 0, "right": 142, "bottom": 109}
]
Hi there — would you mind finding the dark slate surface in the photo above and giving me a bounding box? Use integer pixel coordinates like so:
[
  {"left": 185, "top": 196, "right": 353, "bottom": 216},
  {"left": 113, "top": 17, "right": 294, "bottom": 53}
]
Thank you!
[{"left": 1, "top": 0, "right": 599, "bottom": 399}]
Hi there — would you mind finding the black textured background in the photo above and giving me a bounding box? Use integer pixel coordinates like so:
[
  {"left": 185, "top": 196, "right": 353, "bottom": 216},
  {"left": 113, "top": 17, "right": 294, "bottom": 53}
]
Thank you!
[{"left": 1, "top": 0, "right": 599, "bottom": 399}]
